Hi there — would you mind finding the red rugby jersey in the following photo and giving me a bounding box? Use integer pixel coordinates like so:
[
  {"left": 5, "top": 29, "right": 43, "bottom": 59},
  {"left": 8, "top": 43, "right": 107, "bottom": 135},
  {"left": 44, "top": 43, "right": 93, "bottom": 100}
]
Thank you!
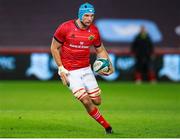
[{"left": 54, "top": 20, "right": 101, "bottom": 70}]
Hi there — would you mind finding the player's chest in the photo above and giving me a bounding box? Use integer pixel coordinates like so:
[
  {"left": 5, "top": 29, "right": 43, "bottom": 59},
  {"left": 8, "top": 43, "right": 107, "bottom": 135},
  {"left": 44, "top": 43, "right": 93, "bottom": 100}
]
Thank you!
[{"left": 65, "top": 30, "right": 96, "bottom": 46}]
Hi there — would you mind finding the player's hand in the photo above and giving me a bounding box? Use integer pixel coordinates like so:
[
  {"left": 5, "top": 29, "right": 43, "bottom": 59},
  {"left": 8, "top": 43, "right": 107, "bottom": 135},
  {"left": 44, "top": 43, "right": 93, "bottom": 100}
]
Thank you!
[
  {"left": 98, "top": 63, "right": 114, "bottom": 76},
  {"left": 58, "top": 66, "right": 70, "bottom": 86},
  {"left": 59, "top": 72, "right": 69, "bottom": 86}
]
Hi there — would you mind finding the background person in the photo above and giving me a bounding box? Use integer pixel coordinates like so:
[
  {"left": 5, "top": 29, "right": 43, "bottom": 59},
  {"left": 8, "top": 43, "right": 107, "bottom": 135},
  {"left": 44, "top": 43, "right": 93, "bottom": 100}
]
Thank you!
[{"left": 131, "top": 25, "right": 156, "bottom": 83}]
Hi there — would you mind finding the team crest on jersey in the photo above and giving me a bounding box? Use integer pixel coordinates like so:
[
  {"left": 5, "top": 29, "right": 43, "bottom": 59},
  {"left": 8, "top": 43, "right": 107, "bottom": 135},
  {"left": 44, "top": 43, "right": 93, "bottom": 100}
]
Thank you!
[{"left": 88, "top": 35, "right": 95, "bottom": 41}]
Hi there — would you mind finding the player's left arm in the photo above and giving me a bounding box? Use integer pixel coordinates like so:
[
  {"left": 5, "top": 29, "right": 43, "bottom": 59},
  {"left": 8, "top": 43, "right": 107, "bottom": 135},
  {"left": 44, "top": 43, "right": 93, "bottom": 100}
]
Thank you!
[{"left": 95, "top": 43, "right": 114, "bottom": 75}]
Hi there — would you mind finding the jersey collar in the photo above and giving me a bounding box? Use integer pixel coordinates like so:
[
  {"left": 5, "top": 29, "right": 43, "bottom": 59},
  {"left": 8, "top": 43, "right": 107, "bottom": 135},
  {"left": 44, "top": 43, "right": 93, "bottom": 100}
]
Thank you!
[{"left": 74, "top": 19, "right": 91, "bottom": 30}]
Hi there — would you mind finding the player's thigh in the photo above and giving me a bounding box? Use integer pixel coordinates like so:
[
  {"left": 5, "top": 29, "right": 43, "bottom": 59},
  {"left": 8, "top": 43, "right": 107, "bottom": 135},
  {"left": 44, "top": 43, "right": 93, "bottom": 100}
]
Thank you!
[
  {"left": 82, "top": 67, "right": 101, "bottom": 99},
  {"left": 68, "top": 71, "right": 87, "bottom": 100}
]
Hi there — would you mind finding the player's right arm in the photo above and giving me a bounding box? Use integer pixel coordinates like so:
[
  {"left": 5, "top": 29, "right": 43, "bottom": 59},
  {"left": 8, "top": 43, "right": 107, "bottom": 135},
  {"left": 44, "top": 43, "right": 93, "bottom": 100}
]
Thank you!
[
  {"left": 50, "top": 38, "right": 69, "bottom": 86},
  {"left": 51, "top": 38, "right": 62, "bottom": 67}
]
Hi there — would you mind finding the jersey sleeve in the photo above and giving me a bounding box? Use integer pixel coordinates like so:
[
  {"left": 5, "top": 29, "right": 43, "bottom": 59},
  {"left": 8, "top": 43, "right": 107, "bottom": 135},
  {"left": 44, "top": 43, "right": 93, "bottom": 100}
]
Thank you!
[
  {"left": 54, "top": 23, "right": 67, "bottom": 43},
  {"left": 93, "top": 29, "right": 102, "bottom": 48}
]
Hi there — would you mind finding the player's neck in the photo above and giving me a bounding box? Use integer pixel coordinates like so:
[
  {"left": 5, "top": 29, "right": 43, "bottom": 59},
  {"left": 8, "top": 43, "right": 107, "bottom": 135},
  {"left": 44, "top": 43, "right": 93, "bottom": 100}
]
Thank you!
[{"left": 75, "top": 19, "right": 89, "bottom": 30}]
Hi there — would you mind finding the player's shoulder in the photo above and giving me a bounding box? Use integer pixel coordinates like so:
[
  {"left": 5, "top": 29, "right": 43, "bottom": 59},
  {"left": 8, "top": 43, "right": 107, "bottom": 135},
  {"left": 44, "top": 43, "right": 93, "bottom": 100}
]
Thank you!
[{"left": 90, "top": 23, "right": 99, "bottom": 33}]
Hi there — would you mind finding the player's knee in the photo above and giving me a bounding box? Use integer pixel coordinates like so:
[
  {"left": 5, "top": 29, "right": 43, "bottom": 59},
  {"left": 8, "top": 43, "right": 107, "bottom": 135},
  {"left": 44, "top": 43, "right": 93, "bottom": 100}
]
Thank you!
[
  {"left": 88, "top": 88, "right": 101, "bottom": 100},
  {"left": 73, "top": 88, "right": 87, "bottom": 100},
  {"left": 92, "top": 100, "right": 101, "bottom": 105},
  {"left": 92, "top": 97, "right": 101, "bottom": 105},
  {"left": 81, "top": 96, "right": 94, "bottom": 108},
  {"left": 82, "top": 99, "right": 90, "bottom": 106}
]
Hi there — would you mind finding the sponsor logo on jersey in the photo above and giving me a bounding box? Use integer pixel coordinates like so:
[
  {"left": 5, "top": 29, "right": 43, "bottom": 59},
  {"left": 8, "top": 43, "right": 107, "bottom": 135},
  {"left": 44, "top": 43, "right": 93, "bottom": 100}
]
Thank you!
[{"left": 70, "top": 44, "right": 89, "bottom": 49}]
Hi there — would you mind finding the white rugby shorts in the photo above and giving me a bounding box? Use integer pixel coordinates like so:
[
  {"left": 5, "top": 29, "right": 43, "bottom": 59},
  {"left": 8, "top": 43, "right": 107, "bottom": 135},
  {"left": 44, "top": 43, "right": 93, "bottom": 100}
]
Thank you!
[{"left": 67, "top": 66, "right": 101, "bottom": 100}]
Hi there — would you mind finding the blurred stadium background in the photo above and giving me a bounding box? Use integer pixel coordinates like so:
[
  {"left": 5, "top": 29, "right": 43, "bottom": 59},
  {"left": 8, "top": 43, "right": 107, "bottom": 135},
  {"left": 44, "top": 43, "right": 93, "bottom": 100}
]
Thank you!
[
  {"left": 0, "top": 0, "right": 180, "bottom": 138},
  {"left": 0, "top": 0, "right": 180, "bottom": 81}
]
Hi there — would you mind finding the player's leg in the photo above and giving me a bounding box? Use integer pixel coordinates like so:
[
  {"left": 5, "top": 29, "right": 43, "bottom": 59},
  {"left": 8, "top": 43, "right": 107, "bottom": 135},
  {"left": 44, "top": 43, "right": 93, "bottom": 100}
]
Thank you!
[
  {"left": 67, "top": 69, "right": 88, "bottom": 100},
  {"left": 69, "top": 78, "right": 113, "bottom": 134},
  {"left": 82, "top": 67, "right": 101, "bottom": 105},
  {"left": 87, "top": 87, "right": 101, "bottom": 105},
  {"left": 146, "top": 60, "right": 156, "bottom": 83},
  {"left": 67, "top": 68, "right": 100, "bottom": 104},
  {"left": 135, "top": 59, "right": 143, "bottom": 83},
  {"left": 68, "top": 67, "right": 113, "bottom": 133},
  {"left": 80, "top": 95, "right": 113, "bottom": 134}
]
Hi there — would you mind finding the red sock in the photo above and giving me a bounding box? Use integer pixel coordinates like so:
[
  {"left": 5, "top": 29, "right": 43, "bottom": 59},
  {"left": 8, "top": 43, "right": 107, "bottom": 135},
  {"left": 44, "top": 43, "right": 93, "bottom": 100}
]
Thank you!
[
  {"left": 135, "top": 71, "right": 142, "bottom": 81},
  {"left": 89, "top": 107, "right": 110, "bottom": 129}
]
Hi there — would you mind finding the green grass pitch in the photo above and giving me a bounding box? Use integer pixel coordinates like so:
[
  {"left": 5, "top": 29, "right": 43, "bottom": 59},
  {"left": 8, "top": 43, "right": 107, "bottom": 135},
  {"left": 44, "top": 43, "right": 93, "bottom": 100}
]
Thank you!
[{"left": 0, "top": 81, "right": 180, "bottom": 138}]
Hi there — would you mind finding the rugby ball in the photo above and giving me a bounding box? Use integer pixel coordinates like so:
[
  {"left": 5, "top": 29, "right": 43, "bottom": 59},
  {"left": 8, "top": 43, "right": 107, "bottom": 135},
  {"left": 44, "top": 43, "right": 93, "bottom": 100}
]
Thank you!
[{"left": 93, "top": 58, "right": 110, "bottom": 73}]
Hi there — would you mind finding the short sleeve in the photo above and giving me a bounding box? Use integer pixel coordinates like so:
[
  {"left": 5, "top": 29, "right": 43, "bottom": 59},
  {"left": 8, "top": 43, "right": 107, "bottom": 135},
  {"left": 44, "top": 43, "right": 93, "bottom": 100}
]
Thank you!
[
  {"left": 54, "top": 23, "right": 67, "bottom": 43},
  {"left": 93, "top": 29, "right": 102, "bottom": 48}
]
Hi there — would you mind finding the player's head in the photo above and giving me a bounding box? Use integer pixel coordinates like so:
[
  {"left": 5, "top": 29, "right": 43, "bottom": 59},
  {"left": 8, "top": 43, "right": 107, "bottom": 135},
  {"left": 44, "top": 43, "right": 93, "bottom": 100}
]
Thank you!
[{"left": 78, "top": 3, "right": 95, "bottom": 26}]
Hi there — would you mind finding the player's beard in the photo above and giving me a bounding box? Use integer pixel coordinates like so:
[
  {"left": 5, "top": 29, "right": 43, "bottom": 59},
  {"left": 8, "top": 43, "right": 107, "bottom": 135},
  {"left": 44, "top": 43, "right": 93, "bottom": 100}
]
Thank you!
[{"left": 81, "top": 21, "right": 92, "bottom": 28}]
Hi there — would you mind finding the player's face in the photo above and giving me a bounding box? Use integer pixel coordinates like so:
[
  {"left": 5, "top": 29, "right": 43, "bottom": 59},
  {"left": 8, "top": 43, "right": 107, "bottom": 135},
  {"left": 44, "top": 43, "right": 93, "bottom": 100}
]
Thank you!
[{"left": 82, "top": 13, "right": 94, "bottom": 26}]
